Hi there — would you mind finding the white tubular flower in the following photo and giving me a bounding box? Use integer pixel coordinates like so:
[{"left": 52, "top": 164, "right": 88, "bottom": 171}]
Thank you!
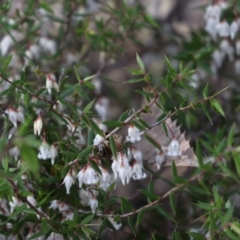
[
  {"left": 27, "top": 195, "right": 37, "bottom": 208},
  {"left": 49, "top": 200, "right": 60, "bottom": 209},
  {"left": 126, "top": 125, "right": 141, "bottom": 143},
  {"left": 89, "top": 196, "right": 98, "bottom": 213},
  {"left": 49, "top": 144, "right": 58, "bottom": 165},
  {"left": 64, "top": 210, "right": 74, "bottom": 221},
  {"left": 236, "top": 40, "right": 240, "bottom": 56},
  {"left": 132, "top": 162, "right": 146, "bottom": 180},
  {"left": 8, "top": 146, "right": 20, "bottom": 161},
  {"left": 85, "top": 165, "right": 99, "bottom": 185},
  {"left": 46, "top": 74, "right": 59, "bottom": 95},
  {"left": 155, "top": 151, "right": 165, "bottom": 170},
  {"left": 63, "top": 172, "right": 74, "bottom": 194},
  {"left": 34, "top": 115, "right": 43, "bottom": 136},
  {"left": 234, "top": 60, "right": 240, "bottom": 75},
  {"left": 127, "top": 147, "right": 143, "bottom": 164},
  {"left": 38, "top": 141, "right": 50, "bottom": 160},
  {"left": 230, "top": 20, "right": 239, "bottom": 39},
  {"left": 16, "top": 108, "right": 24, "bottom": 123},
  {"left": 108, "top": 217, "right": 122, "bottom": 230},
  {"left": 39, "top": 37, "right": 57, "bottom": 55},
  {"left": 93, "top": 134, "right": 104, "bottom": 146},
  {"left": 212, "top": 49, "right": 225, "bottom": 68},
  {"left": 58, "top": 202, "right": 69, "bottom": 212},
  {"left": 168, "top": 138, "right": 181, "bottom": 156},
  {"left": 205, "top": 17, "right": 218, "bottom": 39},
  {"left": 0, "top": 35, "right": 14, "bottom": 56},
  {"left": 116, "top": 152, "right": 131, "bottom": 185},
  {"left": 77, "top": 168, "right": 86, "bottom": 188},
  {"left": 217, "top": 20, "right": 230, "bottom": 37},
  {"left": 94, "top": 96, "right": 109, "bottom": 121},
  {"left": 220, "top": 39, "right": 234, "bottom": 61},
  {"left": 5, "top": 108, "right": 18, "bottom": 127},
  {"left": 9, "top": 196, "right": 23, "bottom": 213}
]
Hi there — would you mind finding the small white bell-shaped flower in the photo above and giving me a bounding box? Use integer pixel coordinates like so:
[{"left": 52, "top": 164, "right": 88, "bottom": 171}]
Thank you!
[
  {"left": 38, "top": 141, "right": 50, "bottom": 160},
  {"left": 46, "top": 74, "right": 59, "bottom": 95},
  {"left": 77, "top": 167, "right": 86, "bottom": 188},
  {"left": 217, "top": 20, "right": 230, "bottom": 37},
  {"left": 155, "top": 151, "right": 165, "bottom": 170},
  {"left": 34, "top": 115, "right": 43, "bottom": 136},
  {"left": 230, "top": 20, "right": 239, "bottom": 39},
  {"left": 85, "top": 165, "right": 99, "bottom": 185},
  {"left": 93, "top": 134, "right": 104, "bottom": 145},
  {"left": 49, "top": 144, "right": 58, "bottom": 165},
  {"left": 5, "top": 108, "right": 18, "bottom": 127},
  {"left": 132, "top": 161, "right": 146, "bottom": 180},
  {"left": 49, "top": 200, "right": 59, "bottom": 209},
  {"left": 128, "top": 147, "right": 143, "bottom": 164},
  {"left": 126, "top": 124, "right": 141, "bottom": 143},
  {"left": 64, "top": 210, "right": 74, "bottom": 221},
  {"left": 89, "top": 196, "right": 98, "bottom": 213},
  {"left": 94, "top": 96, "right": 109, "bottom": 121},
  {"left": 168, "top": 138, "right": 182, "bottom": 156},
  {"left": 63, "top": 171, "right": 74, "bottom": 194}
]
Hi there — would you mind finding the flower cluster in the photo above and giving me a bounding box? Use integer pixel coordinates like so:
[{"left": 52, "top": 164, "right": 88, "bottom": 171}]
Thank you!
[
  {"left": 38, "top": 141, "right": 58, "bottom": 165},
  {"left": 4, "top": 107, "right": 24, "bottom": 127}
]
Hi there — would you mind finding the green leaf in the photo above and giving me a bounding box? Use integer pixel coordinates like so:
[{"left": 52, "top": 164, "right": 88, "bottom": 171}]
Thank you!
[
  {"left": 103, "top": 120, "right": 122, "bottom": 128},
  {"left": 74, "top": 66, "right": 81, "bottom": 81},
  {"left": 171, "top": 161, "right": 178, "bottom": 184},
  {"left": 28, "top": 231, "right": 45, "bottom": 240},
  {"left": 137, "top": 209, "right": 144, "bottom": 226},
  {"left": 203, "top": 83, "right": 209, "bottom": 98},
  {"left": 125, "top": 78, "right": 144, "bottom": 83},
  {"left": 201, "top": 103, "right": 213, "bottom": 125},
  {"left": 144, "top": 134, "right": 162, "bottom": 151},
  {"left": 87, "top": 129, "right": 95, "bottom": 146},
  {"left": 83, "top": 99, "right": 95, "bottom": 113},
  {"left": 83, "top": 74, "right": 96, "bottom": 81},
  {"left": 156, "top": 205, "right": 175, "bottom": 222},
  {"left": 136, "top": 53, "right": 145, "bottom": 70},
  {"left": 120, "top": 197, "right": 134, "bottom": 213},
  {"left": 128, "top": 217, "right": 136, "bottom": 237},
  {"left": 187, "top": 232, "right": 205, "bottom": 240},
  {"left": 223, "top": 205, "right": 234, "bottom": 223},
  {"left": 139, "top": 189, "right": 159, "bottom": 202},
  {"left": 78, "top": 146, "right": 93, "bottom": 159},
  {"left": 227, "top": 124, "right": 235, "bottom": 147},
  {"left": 109, "top": 136, "right": 117, "bottom": 159},
  {"left": 81, "top": 214, "right": 95, "bottom": 224},
  {"left": 211, "top": 99, "right": 225, "bottom": 118},
  {"left": 169, "top": 194, "right": 176, "bottom": 216},
  {"left": 58, "top": 84, "right": 76, "bottom": 98},
  {"left": 20, "top": 145, "right": 39, "bottom": 174},
  {"left": 233, "top": 152, "right": 240, "bottom": 175},
  {"left": 118, "top": 110, "right": 129, "bottom": 122},
  {"left": 231, "top": 222, "right": 240, "bottom": 236}
]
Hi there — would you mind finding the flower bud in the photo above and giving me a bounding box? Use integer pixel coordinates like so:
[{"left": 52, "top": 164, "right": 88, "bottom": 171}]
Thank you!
[
  {"left": 63, "top": 171, "right": 74, "bottom": 194},
  {"left": 33, "top": 115, "right": 43, "bottom": 136}
]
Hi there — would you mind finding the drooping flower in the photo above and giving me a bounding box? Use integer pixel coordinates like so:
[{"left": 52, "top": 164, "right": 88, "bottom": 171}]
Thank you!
[
  {"left": 5, "top": 108, "right": 18, "bottom": 127},
  {"left": 49, "top": 200, "right": 60, "bottom": 210},
  {"left": 126, "top": 124, "right": 141, "bottom": 143},
  {"left": 46, "top": 74, "right": 59, "bottom": 95},
  {"left": 33, "top": 115, "right": 43, "bottom": 136},
  {"left": 230, "top": 20, "right": 239, "bottom": 39},
  {"left": 168, "top": 138, "right": 181, "bottom": 156},
  {"left": 89, "top": 196, "right": 98, "bottom": 213},
  {"left": 38, "top": 141, "right": 50, "bottom": 160},
  {"left": 63, "top": 171, "right": 74, "bottom": 194},
  {"left": 49, "top": 144, "right": 58, "bottom": 165},
  {"left": 94, "top": 96, "right": 109, "bottom": 121},
  {"left": 217, "top": 20, "right": 230, "bottom": 37},
  {"left": 155, "top": 150, "right": 165, "bottom": 170}
]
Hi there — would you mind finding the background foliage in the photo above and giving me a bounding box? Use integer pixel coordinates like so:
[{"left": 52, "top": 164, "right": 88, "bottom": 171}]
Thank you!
[{"left": 1, "top": 0, "right": 240, "bottom": 239}]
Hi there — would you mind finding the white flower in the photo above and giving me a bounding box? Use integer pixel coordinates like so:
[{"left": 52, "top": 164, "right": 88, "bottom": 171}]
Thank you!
[
  {"left": 212, "top": 49, "right": 225, "bottom": 68},
  {"left": 39, "top": 37, "right": 57, "bottom": 55},
  {"left": 77, "top": 168, "right": 86, "bottom": 188},
  {"left": 127, "top": 147, "right": 143, "bottom": 163},
  {"left": 126, "top": 125, "right": 141, "bottom": 143},
  {"left": 58, "top": 202, "right": 69, "bottom": 212},
  {"left": 49, "top": 200, "right": 59, "bottom": 209},
  {"left": 63, "top": 172, "right": 74, "bottom": 194},
  {"left": 132, "top": 161, "right": 146, "bottom": 180},
  {"left": 219, "top": 1, "right": 229, "bottom": 10},
  {"left": 92, "top": 77, "right": 102, "bottom": 94},
  {"left": 49, "top": 144, "right": 58, "bottom": 165},
  {"left": 9, "top": 196, "right": 23, "bottom": 213},
  {"left": 27, "top": 195, "right": 37, "bottom": 207},
  {"left": 168, "top": 138, "right": 181, "bottom": 156},
  {"left": 235, "top": 60, "right": 240, "bottom": 75},
  {"left": 8, "top": 146, "right": 20, "bottom": 161},
  {"left": 108, "top": 217, "right": 122, "bottom": 230},
  {"left": 220, "top": 39, "right": 234, "bottom": 61},
  {"left": 236, "top": 40, "right": 240, "bottom": 56},
  {"left": 34, "top": 115, "right": 43, "bottom": 136},
  {"left": 5, "top": 108, "right": 18, "bottom": 127},
  {"left": 93, "top": 134, "right": 104, "bottom": 145},
  {"left": 205, "top": 17, "right": 218, "bottom": 39},
  {"left": 155, "top": 151, "right": 165, "bottom": 170},
  {"left": 38, "top": 141, "right": 50, "bottom": 160},
  {"left": 0, "top": 35, "right": 14, "bottom": 56},
  {"left": 63, "top": 210, "right": 74, "bottom": 221},
  {"left": 89, "top": 196, "right": 98, "bottom": 213},
  {"left": 230, "top": 20, "right": 239, "bottom": 39},
  {"left": 217, "top": 20, "right": 230, "bottom": 37},
  {"left": 85, "top": 165, "right": 99, "bottom": 185},
  {"left": 94, "top": 96, "right": 109, "bottom": 121},
  {"left": 46, "top": 74, "right": 59, "bottom": 95}
]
